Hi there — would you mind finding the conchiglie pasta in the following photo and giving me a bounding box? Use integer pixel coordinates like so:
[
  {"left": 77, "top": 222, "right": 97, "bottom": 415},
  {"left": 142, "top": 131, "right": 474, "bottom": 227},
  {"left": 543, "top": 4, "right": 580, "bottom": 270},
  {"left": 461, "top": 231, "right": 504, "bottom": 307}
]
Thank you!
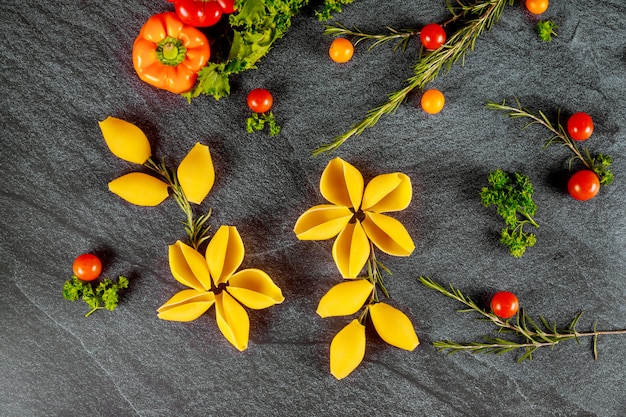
[
  {"left": 99, "top": 117, "right": 152, "bottom": 164},
  {"left": 108, "top": 172, "right": 169, "bottom": 206}
]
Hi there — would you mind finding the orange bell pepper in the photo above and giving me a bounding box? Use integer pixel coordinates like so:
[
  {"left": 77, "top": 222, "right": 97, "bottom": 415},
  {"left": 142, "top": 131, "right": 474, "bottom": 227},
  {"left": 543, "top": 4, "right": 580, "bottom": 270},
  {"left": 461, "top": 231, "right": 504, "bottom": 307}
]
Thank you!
[{"left": 132, "top": 12, "right": 210, "bottom": 94}]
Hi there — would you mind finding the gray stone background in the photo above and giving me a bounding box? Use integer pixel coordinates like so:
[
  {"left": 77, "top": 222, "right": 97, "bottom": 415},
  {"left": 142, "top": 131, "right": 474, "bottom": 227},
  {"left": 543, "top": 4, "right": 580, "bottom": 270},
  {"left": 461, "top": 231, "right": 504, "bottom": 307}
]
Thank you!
[{"left": 2, "top": 0, "right": 625, "bottom": 416}]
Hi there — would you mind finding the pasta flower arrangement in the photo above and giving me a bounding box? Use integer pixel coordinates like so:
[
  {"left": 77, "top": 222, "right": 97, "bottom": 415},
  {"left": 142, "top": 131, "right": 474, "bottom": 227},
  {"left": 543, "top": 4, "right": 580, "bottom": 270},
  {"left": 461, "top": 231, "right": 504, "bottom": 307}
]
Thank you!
[
  {"left": 99, "top": 116, "right": 283, "bottom": 350},
  {"left": 294, "top": 158, "right": 419, "bottom": 379}
]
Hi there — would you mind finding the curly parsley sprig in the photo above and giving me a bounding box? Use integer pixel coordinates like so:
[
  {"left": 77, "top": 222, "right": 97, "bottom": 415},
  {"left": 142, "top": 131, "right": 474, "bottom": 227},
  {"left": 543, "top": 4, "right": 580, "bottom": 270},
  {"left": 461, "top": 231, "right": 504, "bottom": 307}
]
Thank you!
[
  {"left": 487, "top": 99, "right": 614, "bottom": 185},
  {"left": 419, "top": 277, "right": 626, "bottom": 362},
  {"left": 480, "top": 169, "right": 539, "bottom": 257},
  {"left": 314, "top": 0, "right": 514, "bottom": 155},
  {"left": 246, "top": 112, "right": 281, "bottom": 136},
  {"left": 63, "top": 276, "right": 129, "bottom": 317},
  {"left": 316, "top": 0, "right": 355, "bottom": 21},
  {"left": 537, "top": 20, "right": 558, "bottom": 42}
]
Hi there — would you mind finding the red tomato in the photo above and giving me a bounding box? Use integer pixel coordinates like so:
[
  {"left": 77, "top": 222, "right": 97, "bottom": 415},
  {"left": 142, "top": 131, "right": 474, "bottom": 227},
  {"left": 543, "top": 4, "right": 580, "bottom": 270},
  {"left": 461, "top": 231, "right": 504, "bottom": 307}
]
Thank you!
[
  {"left": 526, "top": 0, "right": 549, "bottom": 14},
  {"left": 217, "top": 0, "right": 236, "bottom": 14},
  {"left": 73, "top": 254, "right": 102, "bottom": 282},
  {"left": 567, "top": 112, "right": 594, "bottom": 141},
  {"left": 568, "top": 170, "right": 600, "bottom": 201},
  {"left": 329, "top": 38, "right": 354, "bottom": 63},
  {"left": 174, "top": 0, "right": 223, "bottom": 27},
  {"left": 420, "top": 23, "right": 446, "bottom": 50},
  {"left": 490, "top": 291, "right": 519, "bottom": 319},
  {"left": 247, "top": 88, "right": 273, "bottom": 113}
]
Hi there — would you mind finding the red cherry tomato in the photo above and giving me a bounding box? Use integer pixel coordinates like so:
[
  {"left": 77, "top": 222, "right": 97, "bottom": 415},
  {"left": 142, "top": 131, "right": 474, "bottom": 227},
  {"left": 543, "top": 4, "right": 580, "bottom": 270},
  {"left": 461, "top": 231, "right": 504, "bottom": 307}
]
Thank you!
[
  {"left": 420, "top": 23, "right": 446, "bottom": 50},
  {"left": 247, "top": 88, "right": 273, "bottom": 113},
  {"left": 490, "top": 291, "right": 519, "bottom": 319},
  {"left": 568, "top": 170, "right": 600, "bottom": 201},
  {"left": 217, "top": 0, "right": 236, "bottom": 14},
  {"left": 174, "top": 0, "right": 223, "bottom": 27},
  {"left": 567, "top": 112, "right": 594, "bottom": 141},
  {"left": 73, "top": 254, "right": 102, "bottom": 282}
]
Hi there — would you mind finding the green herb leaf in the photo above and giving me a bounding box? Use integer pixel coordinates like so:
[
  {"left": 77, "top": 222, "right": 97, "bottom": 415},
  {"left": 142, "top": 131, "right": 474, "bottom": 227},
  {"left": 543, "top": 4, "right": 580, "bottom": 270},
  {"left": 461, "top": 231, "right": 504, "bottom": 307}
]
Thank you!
[
  {"left": 62, "top": 276, "right": 84, "bottom": 301},
  {"left": 316, "top": 0, "right": 355, "bottom": 21},
  {"left": 247, "top": 112, "right": 281, "bottom": 136},
  {"left": 537, "top": 20, "right": 557, "bottom": 42},
  {"left": 480, "top": 169, "right": 539, "bottom": 257},
  {"left": 62, "top": 275, "right": 129, "bottom": 317}
]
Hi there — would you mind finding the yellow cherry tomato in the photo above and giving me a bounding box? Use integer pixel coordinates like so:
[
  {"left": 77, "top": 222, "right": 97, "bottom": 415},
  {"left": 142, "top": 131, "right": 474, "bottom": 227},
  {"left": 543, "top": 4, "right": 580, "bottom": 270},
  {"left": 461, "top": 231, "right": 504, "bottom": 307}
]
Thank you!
[
  {"left": 526, "top": 0, "right": 548, "bottom": 14},
  {"left": 420, "top": 89, "right": 445, "bottom": 114},
  {"left": 329, "top": 38, "right": 354, "bottom": 63}
]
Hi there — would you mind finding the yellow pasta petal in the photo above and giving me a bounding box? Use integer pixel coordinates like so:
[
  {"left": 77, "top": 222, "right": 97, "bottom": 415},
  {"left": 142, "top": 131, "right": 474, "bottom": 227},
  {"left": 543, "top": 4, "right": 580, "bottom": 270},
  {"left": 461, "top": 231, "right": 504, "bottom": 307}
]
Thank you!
[
  {"left": 108, "top": 172, "right": 169, "bottom": 206},
  {"left": 177, "top": 143, "right": 215, "bottom": 204},
  {"left": 369, "top": 302, "right": 419, "bottom": 351},
  {"left": 316, "top": 279, "right": 374, "bottom": 318},
  {"left": 361, "top": 173, "right": 412, "bottom": 213},
  {"left": 215, "top": 292, "right": 250, "bottom": 351},
  {"left": 320, "top": 158, "right": 364, "bottom": 210},
  {"left": 329, "top": 319, "right": 366, "bottom": 380},
  {"left": 227, "top": 268, "right": 284, "bottom": 309},
  {"left": 293, "top": 204, "right": 352, "bottom": 240},
  {"left": 362, "top": 212, "right": 415, "bottom": 257},
  {"left": 156, "top": 289, "right": 215, "bottom": 322},
  {"left": 176, "top": 241, "right": 213, "bottom": 290},
  {"left": 332, "top": 221, "right": 370, "bottom": 279},
  {"left": 205, "top": 225, "right": 244, "bottom": 286},
  {"left": 98, "top": 116, "right": 152, "bottom": 164},
  {"left": 168, "top": 241, "right": 210, "bottom": 291}
]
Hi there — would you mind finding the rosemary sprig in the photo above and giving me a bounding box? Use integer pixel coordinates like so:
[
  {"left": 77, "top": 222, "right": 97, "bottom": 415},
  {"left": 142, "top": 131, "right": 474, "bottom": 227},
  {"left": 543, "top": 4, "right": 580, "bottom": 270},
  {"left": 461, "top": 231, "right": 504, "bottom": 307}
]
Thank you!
[
  {"left": 418, "top": 276, "right": 626, "bottom": 362},
  {"left": 480, "top": 169, "right": 539, "bottom": 257},
  {"left": 313, "top": 0, "right": 513, "bottom": 155},
  {"left": 145, "top": 158, "right": 212, "bottom": 250},
  {"left": 324, "top": 24, "right": 420, "bottom": 52},
  {"left": 487, "top": 98, "right": 614, "bottom": 185},
  {"left": 366, "top": 241, "right": 391, "bottom": 301}
]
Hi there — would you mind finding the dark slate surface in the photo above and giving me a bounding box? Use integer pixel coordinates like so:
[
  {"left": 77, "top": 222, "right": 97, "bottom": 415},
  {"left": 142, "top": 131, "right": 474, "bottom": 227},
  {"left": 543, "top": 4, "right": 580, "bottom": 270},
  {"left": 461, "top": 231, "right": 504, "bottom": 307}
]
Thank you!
[{"left": 2, "top": 1, "right": 625, "bottom": 416}]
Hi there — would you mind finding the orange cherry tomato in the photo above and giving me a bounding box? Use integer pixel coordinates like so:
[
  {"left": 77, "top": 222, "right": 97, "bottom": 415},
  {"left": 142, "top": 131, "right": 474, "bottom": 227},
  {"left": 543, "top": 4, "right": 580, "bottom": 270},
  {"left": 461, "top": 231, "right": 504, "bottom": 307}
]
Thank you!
[
  {"left": 73, "top": 254, "right": 102, "bottom": 282},
  {"left": 329, "top": 38, "right": 354, "bottom": 63},
  {"left": 420, "top": 89, "right": 445, "bottom": 114},
  {"left": 526, "top": 0, "right": 549, "bottom": 14}
]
